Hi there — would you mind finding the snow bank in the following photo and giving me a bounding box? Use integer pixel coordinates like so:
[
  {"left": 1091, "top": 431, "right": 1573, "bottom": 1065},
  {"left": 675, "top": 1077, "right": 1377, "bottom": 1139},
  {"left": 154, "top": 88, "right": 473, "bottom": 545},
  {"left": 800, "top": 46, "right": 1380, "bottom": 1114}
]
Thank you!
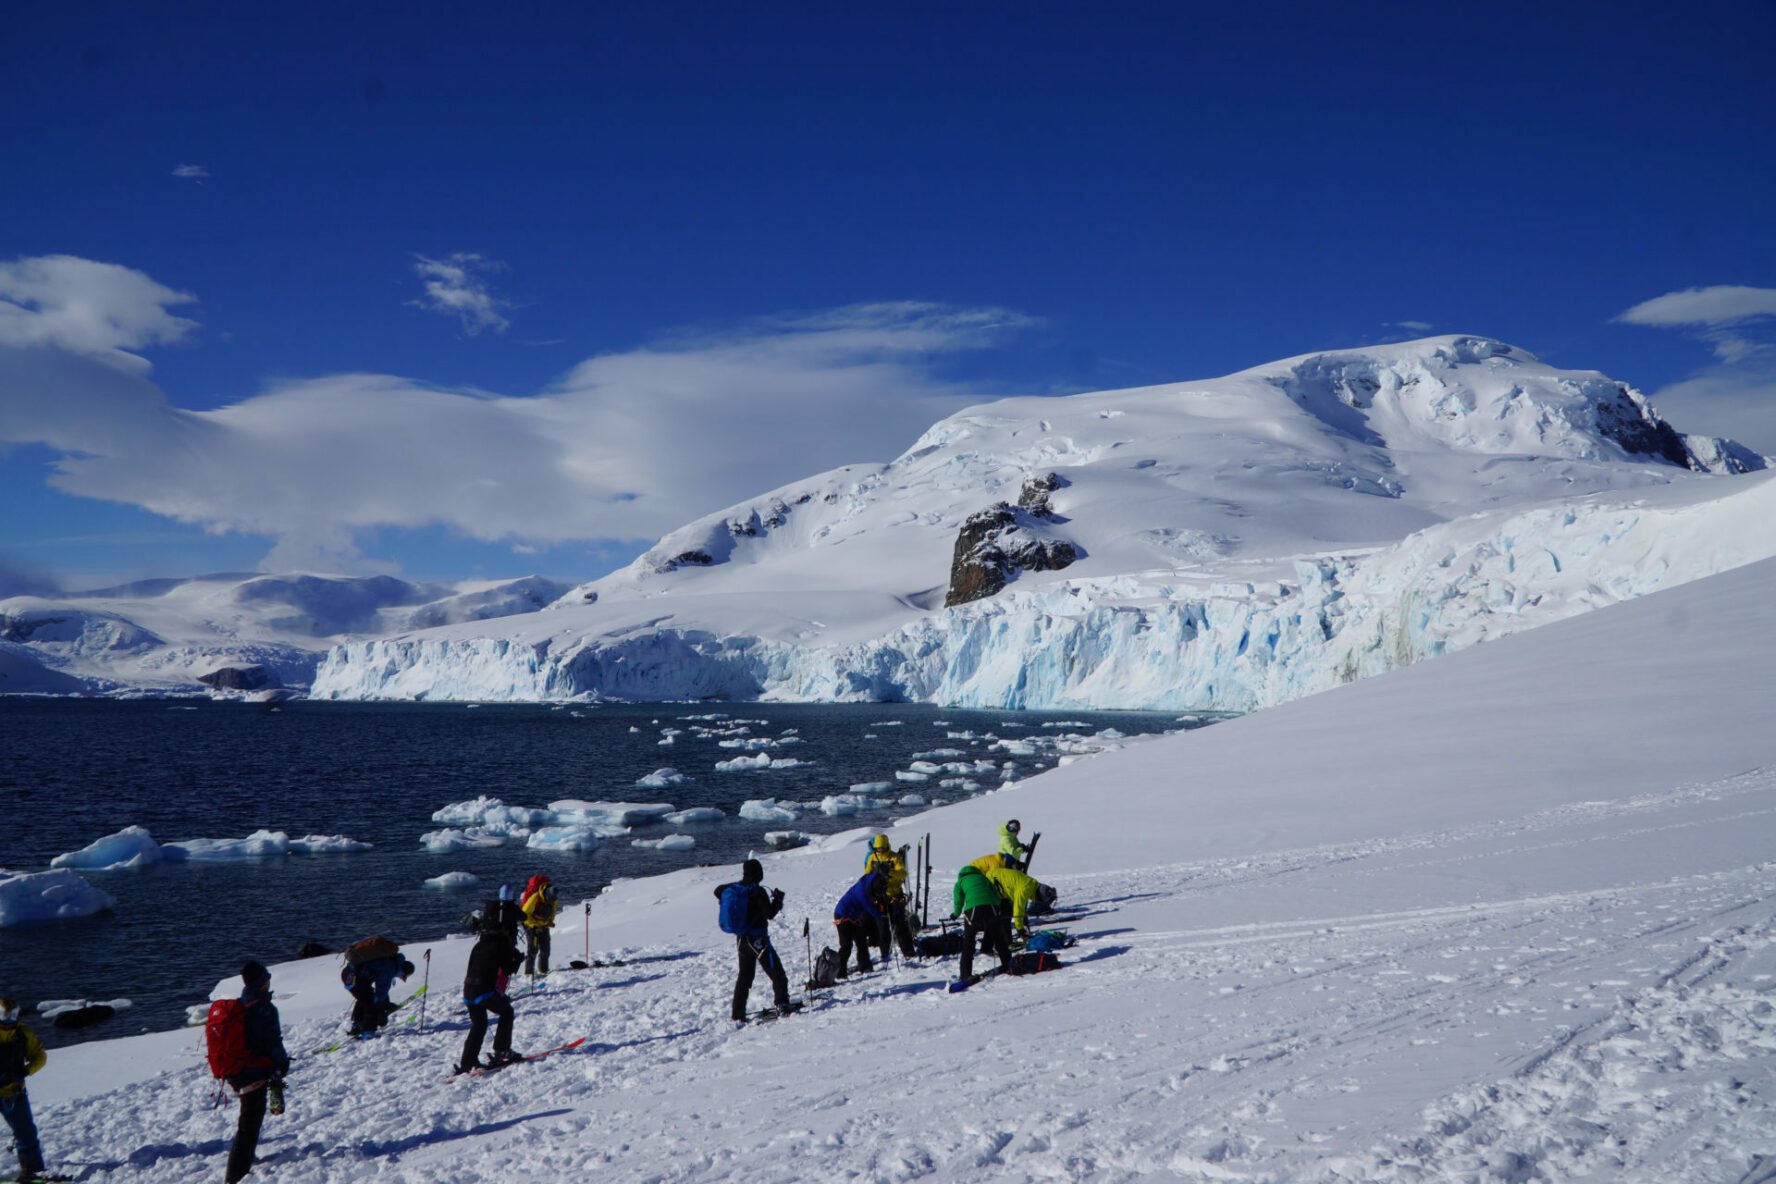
[{"left": 0, "top": 869, "right": 115, "bottom": 927}]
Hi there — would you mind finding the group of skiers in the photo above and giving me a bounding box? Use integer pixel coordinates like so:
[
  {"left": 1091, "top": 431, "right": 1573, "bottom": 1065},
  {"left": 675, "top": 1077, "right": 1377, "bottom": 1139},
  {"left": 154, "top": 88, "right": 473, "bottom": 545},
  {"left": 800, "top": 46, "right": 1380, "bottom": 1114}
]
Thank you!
[
  {"left": 723, "top": 818, "right": 1052, "bottom": 1018},
  {"left": 4, "top": 824, "right": 1042, "bottom": 1183}
]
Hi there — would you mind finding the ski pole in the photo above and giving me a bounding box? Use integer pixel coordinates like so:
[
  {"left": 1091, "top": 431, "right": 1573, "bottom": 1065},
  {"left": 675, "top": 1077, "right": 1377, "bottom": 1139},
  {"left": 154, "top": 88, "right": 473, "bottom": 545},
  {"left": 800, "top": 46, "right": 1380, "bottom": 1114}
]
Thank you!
[
  {"left": 418, "top": 949, "right": 431, "bottom": 1034},
  {"left": 802, "top": 917, "right": 812, "bottom": 988},
  {"left": 583, "top": 901, "right": 591, "bottom": 966}
]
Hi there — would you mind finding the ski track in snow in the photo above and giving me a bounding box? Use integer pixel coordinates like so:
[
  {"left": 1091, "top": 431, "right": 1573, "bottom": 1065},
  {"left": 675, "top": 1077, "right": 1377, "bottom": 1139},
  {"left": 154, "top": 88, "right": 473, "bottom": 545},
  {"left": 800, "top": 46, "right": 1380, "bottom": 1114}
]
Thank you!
[{"left": 37, "top": 769, "right": 1776, "bottom": 1183}]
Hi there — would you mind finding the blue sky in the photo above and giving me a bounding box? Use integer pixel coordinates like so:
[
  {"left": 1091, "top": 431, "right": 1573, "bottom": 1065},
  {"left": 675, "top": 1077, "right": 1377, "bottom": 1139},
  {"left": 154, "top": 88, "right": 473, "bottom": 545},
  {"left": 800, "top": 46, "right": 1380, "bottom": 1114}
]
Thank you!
[{"left": 2, "top": 0, "right": 1773, "bottom": 591}]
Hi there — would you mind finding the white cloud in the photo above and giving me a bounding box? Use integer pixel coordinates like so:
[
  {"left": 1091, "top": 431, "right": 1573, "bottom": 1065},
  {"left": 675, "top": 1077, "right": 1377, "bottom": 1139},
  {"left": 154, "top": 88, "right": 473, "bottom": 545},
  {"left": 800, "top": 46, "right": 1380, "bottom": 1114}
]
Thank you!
[
  {"left": 1389, "top": 320, "right": 1434, "bottom": 333},
  {"left": 0, "top": 255, "right": 198, "bottom": 370},
  {"left": 410, "top": 252, "right": 511, "bottom": 335},
  {"left": 1618, "top": 285, "right": 1776, "bottom": 363},
  {"left": 171, "top": 164, "right": 210, "bottom": 181},
  {"left": 0, "top": 273, "right": 1034, "bottom": 569},
  {"left": 1617, "top": 285, "right": 1776, "bottom": 327},
  {"left": 1643, "top": 366, "right": 1776, "bottom": 459}
]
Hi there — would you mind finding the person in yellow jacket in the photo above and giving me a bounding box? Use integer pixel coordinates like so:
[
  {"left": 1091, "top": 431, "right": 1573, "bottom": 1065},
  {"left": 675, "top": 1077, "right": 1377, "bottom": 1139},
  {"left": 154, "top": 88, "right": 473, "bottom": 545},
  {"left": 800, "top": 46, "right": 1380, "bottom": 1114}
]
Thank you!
[
  {"left": 968, "top": 853, "right": 1007, "bottom": 874},
  {"left": 863, "top": 834, "right": 916, "bottom": 957},
  {"left": 520, "top": 873, "right": 559, "bottom": 976},
  {"left": 998, "top": 819, "right": 1032, "bottom": 870},
  {"left": 982, "top": 864, "right": 1044, "bottom": 937},
  {"left": 0, "top": 996, "right": 49, "bottom": 1182}
]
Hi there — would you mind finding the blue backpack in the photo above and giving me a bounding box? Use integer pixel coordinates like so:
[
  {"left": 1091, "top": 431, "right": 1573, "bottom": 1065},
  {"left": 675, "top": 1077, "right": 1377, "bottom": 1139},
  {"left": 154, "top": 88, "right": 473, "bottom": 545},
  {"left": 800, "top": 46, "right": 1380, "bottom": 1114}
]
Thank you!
[{"left": 717, "top": 883, "right": 753, "bottom": 935}]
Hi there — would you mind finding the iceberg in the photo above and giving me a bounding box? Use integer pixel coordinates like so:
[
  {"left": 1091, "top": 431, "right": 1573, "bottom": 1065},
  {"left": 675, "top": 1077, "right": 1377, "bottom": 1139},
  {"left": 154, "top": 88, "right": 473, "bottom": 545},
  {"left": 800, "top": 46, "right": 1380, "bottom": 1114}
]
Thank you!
[
  {"left": 51, "top": 826, "right": 164, "bottom": 871},
  {"left": 0, "top": 868, "right": 116, "bottom": 927},
  {"left": 739, "top": 799, "right": 799, "bottom": 823},
  {"left": 632, "top": 835, "right": 695, "bottom": 851},
  {"left": 664, "top": 807, "right": 725, "bottom": 825},
  {"left": 526, "top": 825, "right": 602, "bottom": 852},
  {"left": 636, "top": 768, "right": 691, "bottom": 789},
  {"left": 424, "top": 871, "right": 482, "bottom": 890}
]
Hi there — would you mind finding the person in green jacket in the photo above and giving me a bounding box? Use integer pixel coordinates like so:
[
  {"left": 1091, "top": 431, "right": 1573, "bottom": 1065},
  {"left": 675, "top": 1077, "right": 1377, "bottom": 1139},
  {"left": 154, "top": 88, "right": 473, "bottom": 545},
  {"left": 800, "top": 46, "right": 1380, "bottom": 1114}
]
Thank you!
[
  {"left": 998, "top": 819, "right": 1032, "bottom": 871},
  {"left": 950, "top": 865, "right": 1013, "bottom": 983},
  {"left": 983, "top": 864, "right": 1044, "bottom": 938}
]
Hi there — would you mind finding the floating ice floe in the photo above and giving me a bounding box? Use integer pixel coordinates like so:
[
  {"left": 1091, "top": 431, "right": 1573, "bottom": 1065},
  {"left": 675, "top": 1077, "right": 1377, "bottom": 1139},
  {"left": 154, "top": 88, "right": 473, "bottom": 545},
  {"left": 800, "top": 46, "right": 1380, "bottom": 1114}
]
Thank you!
[
  {"left": 820, "top": 793, "right": 890, "bottom": 816},
  {"left": 739, "top": 799, "right": 799, "bottom": 823},
  {"left": 424, "top": 871, "right": 482, "bottom": 890},
  {"left": 420, "top": 827, "right": 509, "bottom": 852},
  {"left": 763, "top": 831, "right": 811, "bottom": 850},
  {"left": 550, "top": 800, "right": 676, "bottom": 828},
  {"left": 39, "top": 997, "right": 131, "bottom": 1018},
  {"left": 664, "top": 807, "right": 724, "bottom": 825},
  {"left": 849, "top": 781, "right": 892, "bottom": 794},
  {"left": 895, "top": 770, "right": 930, "bottom": 782},
  {"left": 899, "top": 794, "right": 928, "bottom": 806},
  {"left": 715, "top": 753, "right": 812, "bottom": 772},
  {"left": 526, "top": 825, "right": 602, "bottom": 852},
  {"left": 913, "top": 749, "right": 967, "bottom": 760},
  {"left": 631, "top": 834, "right": 695, "bottom": 851},
  {"left": 0, "top": 868, "right": 115, "bottom": 927},
  {"left": 636, "top": 768, "right": 691, "bottom": 789},
  {"left": 287, "top": 835, "right": 373, "bottom": 854},
  {"left": 717, "top": 736, "right": 801, "bottom": 750},
  {"left": 50, "top": 826, "right": 163, "bottom": 870},
  {"left": 431, "top": 797, "right": 554, "bottom": 832}
]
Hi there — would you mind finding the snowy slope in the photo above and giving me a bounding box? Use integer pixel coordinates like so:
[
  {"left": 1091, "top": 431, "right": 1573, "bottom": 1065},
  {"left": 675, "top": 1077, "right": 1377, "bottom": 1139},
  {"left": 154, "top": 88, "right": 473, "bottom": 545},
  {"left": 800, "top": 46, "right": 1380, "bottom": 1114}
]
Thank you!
[
  {"left": 0, "top": 572, "right": 571, "bottom": 693},
  {"left": 30, "top": 556, "right": 1776, "bottom": 1183},
  {"left": 315, "top": 336, "right": 1770, "bottom": 707}
]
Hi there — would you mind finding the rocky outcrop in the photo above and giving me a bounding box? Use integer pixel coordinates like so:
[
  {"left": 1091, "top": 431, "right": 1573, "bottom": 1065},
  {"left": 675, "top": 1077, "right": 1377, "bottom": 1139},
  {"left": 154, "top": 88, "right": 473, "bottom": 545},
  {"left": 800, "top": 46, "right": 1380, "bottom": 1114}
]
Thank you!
[
  {"left": 945, "top": 473, "right": 1080, "bottom": 607},
  {"left": 197, "top": 664, "right": 280, "bottom": 692}
]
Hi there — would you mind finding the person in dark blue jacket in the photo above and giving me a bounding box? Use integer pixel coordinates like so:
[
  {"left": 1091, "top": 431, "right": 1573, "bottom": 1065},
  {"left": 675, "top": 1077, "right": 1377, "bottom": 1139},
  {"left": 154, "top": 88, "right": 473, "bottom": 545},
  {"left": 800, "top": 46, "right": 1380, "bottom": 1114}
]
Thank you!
[
  {"left": 714, "top": 858, "right": 791, "bottom": 1022},
  {"left": 832, "top": 871, "right": 889, "bottom": 977},
  {"left": 456, "top": 904, "right": 525, "bottom": 1074},
  {"left": 226, "top": 961, "right": 291, "bottom": 1184}
]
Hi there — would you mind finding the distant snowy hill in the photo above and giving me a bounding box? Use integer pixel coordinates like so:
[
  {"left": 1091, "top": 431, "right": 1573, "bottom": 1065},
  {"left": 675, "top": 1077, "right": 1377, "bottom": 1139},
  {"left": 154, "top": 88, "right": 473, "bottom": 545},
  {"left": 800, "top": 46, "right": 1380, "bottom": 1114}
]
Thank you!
[
  {"left": 313, "top": 336, "right": 1770, "bottom": 708},
  {"left": 0, "top": 573, "right": 571, "bottom": 694}
]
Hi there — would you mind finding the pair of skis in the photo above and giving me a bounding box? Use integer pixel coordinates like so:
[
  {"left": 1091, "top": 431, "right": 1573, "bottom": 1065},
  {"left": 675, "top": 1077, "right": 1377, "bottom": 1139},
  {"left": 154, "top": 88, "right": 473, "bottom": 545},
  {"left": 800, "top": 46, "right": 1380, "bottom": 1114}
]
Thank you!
[{"left": 449, "top": 1036, "right": 588, "bottom": 1080}]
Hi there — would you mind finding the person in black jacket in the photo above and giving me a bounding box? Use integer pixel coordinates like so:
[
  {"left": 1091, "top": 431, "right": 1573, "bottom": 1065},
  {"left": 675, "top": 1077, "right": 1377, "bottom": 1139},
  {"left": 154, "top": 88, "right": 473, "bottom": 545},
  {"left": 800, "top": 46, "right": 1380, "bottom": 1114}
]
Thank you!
[
  {"left": 456, "top": 901, "right": 525, "bottom": 1073},
  {"left": 714, "top": 858, "right": 792, "bottom": 1022},
  {"left": 226, "top": 961, "right": 291, "bottom": 1184}
]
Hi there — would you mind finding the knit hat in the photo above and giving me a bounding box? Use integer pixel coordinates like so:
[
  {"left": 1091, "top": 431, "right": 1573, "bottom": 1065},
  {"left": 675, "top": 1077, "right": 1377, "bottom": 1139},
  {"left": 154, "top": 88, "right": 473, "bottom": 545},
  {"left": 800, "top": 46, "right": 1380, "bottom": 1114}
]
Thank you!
[
  {"left": 241, "top": 960, "right": 271, "bottom": 986},
  {"left": 741, "top": 858, "right": 764, "bottom": 884}
]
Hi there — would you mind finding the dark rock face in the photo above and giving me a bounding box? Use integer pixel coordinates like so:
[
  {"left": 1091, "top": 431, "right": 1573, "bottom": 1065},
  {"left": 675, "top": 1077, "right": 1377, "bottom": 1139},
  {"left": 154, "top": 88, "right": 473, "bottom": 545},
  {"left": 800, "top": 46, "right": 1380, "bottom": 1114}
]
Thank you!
[
  {"left": 52, "top": 1004, "right": 116, "bottom": 1029},
  {"left": 659, "top": 550, "right": 715, "bottom": 572},
  {"left": 946, "top": 474, "right": 1081, "bottom": 607},
  {"left": 1595, "top": 385, "right": 1692, "bottom": 469},
  {"left": 197, "top": 665, "right": 279, "bottom": 691}
]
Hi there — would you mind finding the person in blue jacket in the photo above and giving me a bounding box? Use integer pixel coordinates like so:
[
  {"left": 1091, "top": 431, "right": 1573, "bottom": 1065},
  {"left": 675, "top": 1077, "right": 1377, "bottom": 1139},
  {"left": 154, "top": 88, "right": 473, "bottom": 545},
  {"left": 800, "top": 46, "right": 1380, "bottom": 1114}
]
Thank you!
[
  {"left": 832, "top": 871, "right": 889, "bottom": 977},
  {"left": 714, "top": 858, "right": 791, "bottom": 1022}
]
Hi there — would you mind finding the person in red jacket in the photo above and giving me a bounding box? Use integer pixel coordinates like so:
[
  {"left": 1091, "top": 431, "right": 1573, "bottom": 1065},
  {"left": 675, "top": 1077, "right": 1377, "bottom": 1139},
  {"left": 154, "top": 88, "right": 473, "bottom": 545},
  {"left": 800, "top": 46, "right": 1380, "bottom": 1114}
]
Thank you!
[{"left": 225, "top": 962, "right": 291, "bottom": 1184}]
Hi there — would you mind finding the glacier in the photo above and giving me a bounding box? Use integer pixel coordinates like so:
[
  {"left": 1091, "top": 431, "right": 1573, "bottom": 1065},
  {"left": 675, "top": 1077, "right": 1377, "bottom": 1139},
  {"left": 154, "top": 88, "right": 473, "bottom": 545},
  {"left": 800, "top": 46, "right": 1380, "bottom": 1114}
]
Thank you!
[{"left": 313, "top": 336, "right": 1774, "bottom": 712}]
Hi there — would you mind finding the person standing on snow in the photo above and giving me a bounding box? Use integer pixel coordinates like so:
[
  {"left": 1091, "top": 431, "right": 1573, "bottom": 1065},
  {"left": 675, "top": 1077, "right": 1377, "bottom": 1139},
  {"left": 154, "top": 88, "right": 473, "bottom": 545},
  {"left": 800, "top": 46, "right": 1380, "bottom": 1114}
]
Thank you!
[
  {"left": 998, "top": 819, "right": 1033, "bottom": 871},
  {"left": 715, "top": 858, "right": 793, "bottom": 1022},
  {"left": 864, "top": 834, "right": 918, "bottom": 957},
  {"left": 225, "top": 961, "right": 291, "bottom": 1184},
  {"left": 832, "top": 870, "right": 890, "bottom": 977},
  {"left": 520, "top": 873, "right": 559, "bottom": 977},
  {"left": 951, "top": 865, "right": 1014, "bottom": 984},
  {"left": 456, "top": 899, "right": 525, "bottom": 1074},
  {"left": 0, "top": 997, "right": 49, "bottom": 1183}
]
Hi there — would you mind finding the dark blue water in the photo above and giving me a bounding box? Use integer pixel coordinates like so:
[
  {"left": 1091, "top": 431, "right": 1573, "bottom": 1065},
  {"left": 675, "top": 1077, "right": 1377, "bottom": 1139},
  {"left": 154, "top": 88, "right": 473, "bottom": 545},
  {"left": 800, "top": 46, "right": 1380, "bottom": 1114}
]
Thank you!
[{"left": 0, "top": 698, "right": 1200, "bottom": 1045}]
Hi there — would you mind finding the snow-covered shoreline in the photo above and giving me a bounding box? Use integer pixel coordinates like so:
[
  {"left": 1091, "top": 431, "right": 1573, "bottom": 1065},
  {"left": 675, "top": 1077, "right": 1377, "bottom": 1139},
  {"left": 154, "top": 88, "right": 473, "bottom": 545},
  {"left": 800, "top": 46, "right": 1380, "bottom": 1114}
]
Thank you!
[{"left": 25, "top": 557, "right": 1776, "bottom": 1182}]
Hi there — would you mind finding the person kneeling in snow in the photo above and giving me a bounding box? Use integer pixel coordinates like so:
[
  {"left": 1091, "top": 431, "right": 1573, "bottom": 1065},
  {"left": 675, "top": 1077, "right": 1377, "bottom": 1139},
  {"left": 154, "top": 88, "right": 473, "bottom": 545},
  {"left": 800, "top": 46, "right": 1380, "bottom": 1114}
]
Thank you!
[
  {"left": 833, "top": 871, "right": 890, "bottom": 976},
  {"left": 715, "top": 859, "right": 793, "bottom": 1021},
  {"left": 225, "top": 962, "right": 291, "bottom": 1184},
  {"left": 457, "top": 897, "right": 526, "bottom": 1073},
  {"left": 951, "top": 866, "right": 1013, "bottom": 983},
  {"left": 0, "top": 997, "right": 49, "bottom": 1183},
  {"left": 998, "top": 819, "right": 1032, "bottom": 871}
]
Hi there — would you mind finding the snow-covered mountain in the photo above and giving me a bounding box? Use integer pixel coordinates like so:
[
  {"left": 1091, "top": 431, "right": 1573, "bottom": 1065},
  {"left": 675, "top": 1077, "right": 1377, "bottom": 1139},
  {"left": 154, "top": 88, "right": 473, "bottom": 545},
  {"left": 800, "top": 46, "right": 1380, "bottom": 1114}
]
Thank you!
[
  {"left": 313, "top": 336, "right": 1770, "bottom": 708},
  {"left": 0, "top": 572, "right": 571, "bottom": 694}
]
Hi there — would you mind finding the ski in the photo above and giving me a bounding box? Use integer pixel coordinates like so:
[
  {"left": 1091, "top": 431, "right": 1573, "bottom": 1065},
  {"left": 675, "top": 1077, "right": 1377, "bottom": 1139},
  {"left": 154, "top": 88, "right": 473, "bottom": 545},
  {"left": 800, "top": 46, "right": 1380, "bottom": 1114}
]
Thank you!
[
  {"left": 740, "top": 1000, "right": 805, "bottom": 1023},
  {"left": 948, "top": 966, "right": 1008, "bottom": 993},
  {"left": 307, "top": 985, "right": 429, "bottom": 1055},
  {"left": 451, "top": 1036, "right": 587, "bottom": 1079}
]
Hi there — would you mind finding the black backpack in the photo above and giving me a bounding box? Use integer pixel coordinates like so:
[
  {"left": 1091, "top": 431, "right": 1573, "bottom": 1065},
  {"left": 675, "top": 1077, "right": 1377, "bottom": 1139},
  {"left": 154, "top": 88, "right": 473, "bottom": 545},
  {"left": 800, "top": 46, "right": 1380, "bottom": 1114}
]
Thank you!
[{"left": 808, "top": 946, "right": 842, "bottom": 990}]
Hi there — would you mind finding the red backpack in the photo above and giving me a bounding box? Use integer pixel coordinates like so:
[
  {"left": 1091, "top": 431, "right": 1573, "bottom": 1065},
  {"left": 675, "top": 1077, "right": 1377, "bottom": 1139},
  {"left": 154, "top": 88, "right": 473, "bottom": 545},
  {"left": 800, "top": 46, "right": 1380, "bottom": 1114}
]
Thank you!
[{"left": 205, "top": 998, "right": 270, "bottom": 1079}]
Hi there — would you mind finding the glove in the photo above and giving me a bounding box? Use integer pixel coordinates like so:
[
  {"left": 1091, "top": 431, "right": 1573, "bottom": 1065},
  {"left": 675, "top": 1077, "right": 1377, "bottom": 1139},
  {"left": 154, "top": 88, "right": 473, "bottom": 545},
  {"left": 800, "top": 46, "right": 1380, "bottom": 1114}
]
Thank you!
[{"left": 770, "top": 888, "right": 785, "bottom": 905}]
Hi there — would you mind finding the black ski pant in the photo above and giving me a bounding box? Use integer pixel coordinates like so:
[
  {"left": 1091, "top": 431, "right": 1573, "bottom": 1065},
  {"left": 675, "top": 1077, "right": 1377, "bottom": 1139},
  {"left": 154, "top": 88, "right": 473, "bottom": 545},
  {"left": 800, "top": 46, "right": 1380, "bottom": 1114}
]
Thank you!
[
  {"left": 882, "top": 897, "right": 917, "bottom": 958},
  {"left": 524, "top": 927, "right": 551, "bottom": 975},
  {"left": 460, "top": 992, "right": 514, "bottom": 1069},
  {"left": 835, "top": 919, "right": 875, "bottom": 975},
  {"left": 1, "top": 1088, "right": 44, "bottom": 1178},
  {"left": 224, "top": 1081, "right": 268, "bottom": 1183},
  {"left": 959, "top": 904, "right": 1013, "bottom": 980},
  {"left": 732, "top": 934, "right": 790, "bottom": 1020},
  {"left": 349, "top": 979, "right": 391, "bottom": 1034}
]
